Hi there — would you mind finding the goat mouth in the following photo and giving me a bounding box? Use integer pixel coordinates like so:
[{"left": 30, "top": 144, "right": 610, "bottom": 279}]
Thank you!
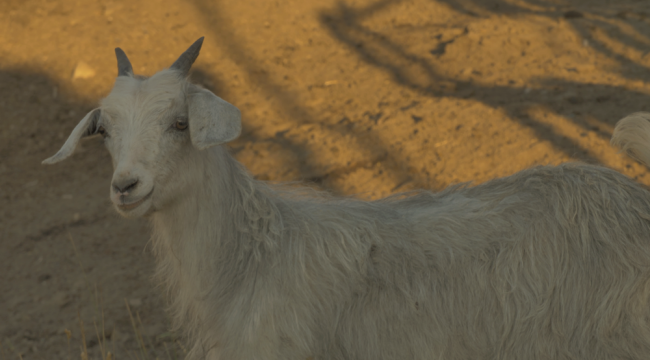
[{"left": 118, "top": 189, "right": 153, "bottom": 211}]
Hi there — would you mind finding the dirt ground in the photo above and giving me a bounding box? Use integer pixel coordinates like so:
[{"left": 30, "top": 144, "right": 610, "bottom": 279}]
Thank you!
[{"left": 3, "top": 0, "right": 650, "bottom": 358}]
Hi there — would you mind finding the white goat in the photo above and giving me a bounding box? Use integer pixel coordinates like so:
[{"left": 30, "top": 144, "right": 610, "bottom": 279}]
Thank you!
[{"left": 44, "top": 38, "right": 650, "bottom": 360}]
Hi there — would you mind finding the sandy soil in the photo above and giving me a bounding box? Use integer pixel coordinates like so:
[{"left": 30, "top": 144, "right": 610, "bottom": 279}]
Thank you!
[{"left": 3, "top": 0, "right": 650, "bottom": 358}]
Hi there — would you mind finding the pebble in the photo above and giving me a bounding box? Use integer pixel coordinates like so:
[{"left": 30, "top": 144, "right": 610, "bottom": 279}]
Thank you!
[{"left": 72, "top": 62, "right": 96, "bottom": 80}]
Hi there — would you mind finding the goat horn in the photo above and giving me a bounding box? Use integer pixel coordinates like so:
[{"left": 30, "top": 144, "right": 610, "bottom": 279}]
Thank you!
[
  {"left": 115, "top": 48, "right": 134, "bottom": 77},
  {"left": 170, "top": 37, "right": 204, "bottom": 76}
]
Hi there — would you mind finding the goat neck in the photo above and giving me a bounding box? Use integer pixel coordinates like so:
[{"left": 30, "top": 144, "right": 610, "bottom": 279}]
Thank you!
[{"left": 149, "top": 145, "right": 281, "bottom": 334}]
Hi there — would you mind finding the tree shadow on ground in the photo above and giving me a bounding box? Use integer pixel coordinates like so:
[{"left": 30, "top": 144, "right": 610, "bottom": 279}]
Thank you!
[
  {"left": 437, "top": 0, "right": 650, "bottom": 82},
  {"left": 191, "top": 0, "right": 443, "bottom": 193},
  {"left": 318, "top": 0, "right": 650, "bottom": 165},
  {"left": 0, "top": 67, "right": 107, "bottom": 189},
  {"left": 0, "top": 66, "right": 181, "bottom": 360}
]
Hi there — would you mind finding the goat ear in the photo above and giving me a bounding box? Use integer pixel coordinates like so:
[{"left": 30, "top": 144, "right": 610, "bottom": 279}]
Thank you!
[
  {"left": 188, "top": 89, "right": 241, "bottom": 149},
  {"left": 42, "top": 109, "right": 101, "bottom": 165}
]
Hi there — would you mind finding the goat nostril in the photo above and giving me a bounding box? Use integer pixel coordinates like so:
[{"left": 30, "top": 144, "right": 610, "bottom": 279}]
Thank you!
[{"left": 113, "top": 179, "right": 139, "bottom": 194}]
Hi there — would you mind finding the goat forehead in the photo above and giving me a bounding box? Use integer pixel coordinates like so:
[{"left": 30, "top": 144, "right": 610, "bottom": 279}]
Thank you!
[{"left": 102, "top": 69, "right": 186, "bottom": 123}]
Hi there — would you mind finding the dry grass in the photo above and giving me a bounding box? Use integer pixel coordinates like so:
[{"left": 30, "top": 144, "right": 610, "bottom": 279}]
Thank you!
[{"left": 1, "top": 233, "right": 185, "bottom": 360}]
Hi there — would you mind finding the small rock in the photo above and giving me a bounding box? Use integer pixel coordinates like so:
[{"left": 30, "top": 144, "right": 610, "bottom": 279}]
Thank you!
[
  {"left": 72, "top": 62, "right": 96, "bottom": 80},
  {"left": 128, "top": 298, "right": 142, "bottom": 307},
  {"left": 72, "top": 213, "right": 81, "bottom": 222}
]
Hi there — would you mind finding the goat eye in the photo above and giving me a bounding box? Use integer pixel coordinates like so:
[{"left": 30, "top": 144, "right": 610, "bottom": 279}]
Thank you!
[
  {"left": 173, "top": 119, "right": 188, "bottom": 131},
  {"left": 97, "top": 126, "right": 107, "bottom": 137}
]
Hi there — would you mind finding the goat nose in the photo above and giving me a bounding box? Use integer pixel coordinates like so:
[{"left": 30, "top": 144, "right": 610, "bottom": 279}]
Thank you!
[{"left": 113, "top": 178, "right": 139, "bottom": 194}]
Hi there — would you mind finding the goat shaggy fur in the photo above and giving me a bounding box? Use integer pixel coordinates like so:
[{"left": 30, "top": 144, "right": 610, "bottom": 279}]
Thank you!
[{"left": 45, "top": 38, "right": 650, "bottom": 360}]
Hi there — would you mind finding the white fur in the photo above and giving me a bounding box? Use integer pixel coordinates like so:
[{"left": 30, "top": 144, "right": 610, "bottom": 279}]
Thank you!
[{"left": 46, "top": 47, "right": 650, "bottom": 359}]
